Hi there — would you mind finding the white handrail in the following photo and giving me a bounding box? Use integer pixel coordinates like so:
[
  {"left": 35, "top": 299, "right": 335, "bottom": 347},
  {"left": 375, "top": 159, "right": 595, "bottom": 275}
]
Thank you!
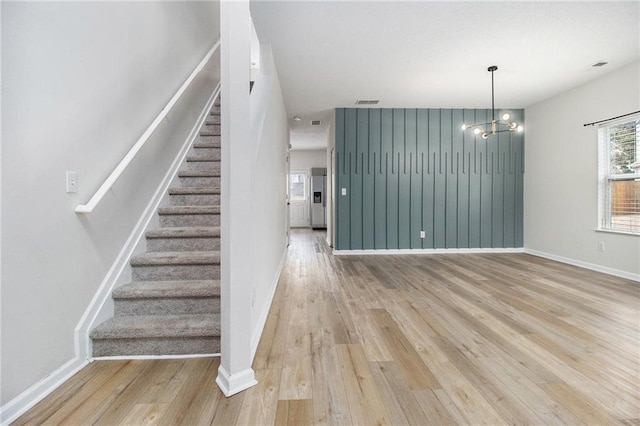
[{"left": 75, "top": 39, "right": 221, "bottom": 214}]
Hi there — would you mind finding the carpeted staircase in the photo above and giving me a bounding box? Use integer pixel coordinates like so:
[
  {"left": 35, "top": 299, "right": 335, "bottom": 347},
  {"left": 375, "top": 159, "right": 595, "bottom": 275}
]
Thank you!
[{"left": 90, "top": 100, "right": 222, "bottom": 357}]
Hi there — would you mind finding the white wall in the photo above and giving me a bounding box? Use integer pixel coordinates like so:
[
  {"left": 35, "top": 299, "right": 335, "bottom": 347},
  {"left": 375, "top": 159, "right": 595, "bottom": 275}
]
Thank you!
[
  {"left": 1, "top": 1, "right": 219, "bottom": 408},
  {"left": 248, "top": 44, "right": 289, "bottom": 351},
  {"left": 524, "top": 61, "right": 640, "bottom": 280},
  {"left": 290, "top": 149, "right": 327, "bottom": 170}
]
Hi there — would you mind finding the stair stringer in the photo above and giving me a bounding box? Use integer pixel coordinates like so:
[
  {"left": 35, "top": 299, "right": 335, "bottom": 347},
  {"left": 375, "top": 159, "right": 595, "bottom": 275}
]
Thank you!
[{"left": 75, "top": 84, "right": 220, "bottom": 361}]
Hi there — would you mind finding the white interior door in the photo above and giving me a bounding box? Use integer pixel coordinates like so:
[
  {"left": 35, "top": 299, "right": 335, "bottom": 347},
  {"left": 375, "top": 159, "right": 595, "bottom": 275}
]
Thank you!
[{"left": 289, "top": 170, "right": 309, "bottom": 227}]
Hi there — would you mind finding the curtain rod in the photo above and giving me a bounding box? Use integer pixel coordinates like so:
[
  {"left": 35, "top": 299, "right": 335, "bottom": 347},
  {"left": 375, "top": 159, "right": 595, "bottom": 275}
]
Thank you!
[{"left": 583, "top": 110, "right": 640, "bottom": 127}]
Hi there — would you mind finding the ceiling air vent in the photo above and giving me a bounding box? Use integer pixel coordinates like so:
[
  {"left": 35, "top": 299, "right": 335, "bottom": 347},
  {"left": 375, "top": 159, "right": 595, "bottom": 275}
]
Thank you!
[
  {"left": 310, "top": 120, "right": 322, "bottom": 126},
  {"left": 356, "top": 99, "right": 379, "bottom": 105}
]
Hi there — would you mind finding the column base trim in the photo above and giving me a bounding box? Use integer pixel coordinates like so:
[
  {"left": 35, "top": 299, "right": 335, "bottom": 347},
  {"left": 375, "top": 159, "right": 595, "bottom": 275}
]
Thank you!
[{"left": 216, "top": 365, "right": 258, "bottom": 397}]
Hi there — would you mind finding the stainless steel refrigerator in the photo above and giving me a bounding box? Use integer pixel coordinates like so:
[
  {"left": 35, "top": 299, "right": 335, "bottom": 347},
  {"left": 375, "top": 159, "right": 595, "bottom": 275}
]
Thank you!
[{"left": 310, "top": 167, "right": 327, "bottom": 229}]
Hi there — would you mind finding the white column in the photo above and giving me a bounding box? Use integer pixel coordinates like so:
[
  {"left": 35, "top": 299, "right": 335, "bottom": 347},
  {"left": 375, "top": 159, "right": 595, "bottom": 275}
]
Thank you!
[{"left": 216, "top": 0, "right": 257, "bottom": 397}]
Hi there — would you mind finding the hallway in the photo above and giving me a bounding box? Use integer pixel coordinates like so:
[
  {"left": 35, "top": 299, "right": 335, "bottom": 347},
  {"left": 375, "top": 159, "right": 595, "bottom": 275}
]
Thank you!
[{"left": 14, "top": 229, "right": 640, "bottom": 424}]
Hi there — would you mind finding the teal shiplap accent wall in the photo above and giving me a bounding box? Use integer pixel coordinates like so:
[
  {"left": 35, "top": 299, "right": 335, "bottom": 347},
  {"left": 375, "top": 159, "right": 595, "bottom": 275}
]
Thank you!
[{"left": 335, "top": 108, "right": 524, "bottom": 250}]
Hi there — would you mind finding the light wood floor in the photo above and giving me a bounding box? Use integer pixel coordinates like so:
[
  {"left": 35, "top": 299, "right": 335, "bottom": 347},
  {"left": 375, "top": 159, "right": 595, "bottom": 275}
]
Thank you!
[{"left": 13, "top": 229, "right": 640, "bottom": 425}]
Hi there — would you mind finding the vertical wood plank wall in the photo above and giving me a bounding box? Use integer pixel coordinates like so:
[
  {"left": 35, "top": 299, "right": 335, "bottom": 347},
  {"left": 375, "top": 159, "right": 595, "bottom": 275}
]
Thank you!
[{"left": 335, "top": 108, "right": 524, "bottom": 250}]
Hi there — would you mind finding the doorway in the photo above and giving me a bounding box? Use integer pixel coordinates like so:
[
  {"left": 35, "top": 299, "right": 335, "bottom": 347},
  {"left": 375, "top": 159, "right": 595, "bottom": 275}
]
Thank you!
[{"left": 289, "top": 170, "right": 309, "bottom": 227}]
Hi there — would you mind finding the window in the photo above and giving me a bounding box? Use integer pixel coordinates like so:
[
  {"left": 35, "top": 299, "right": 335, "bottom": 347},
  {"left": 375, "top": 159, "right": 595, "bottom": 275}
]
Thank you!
[
  {"left": 599, "top": 117, "right": 640, "bottom": 234},
  {"left": 289, "top": 172, "right": 306, "bottom": 201}
]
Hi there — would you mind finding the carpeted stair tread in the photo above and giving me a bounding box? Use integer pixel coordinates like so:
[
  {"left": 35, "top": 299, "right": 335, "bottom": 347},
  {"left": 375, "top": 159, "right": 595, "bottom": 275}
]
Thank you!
[
  {"left": 146, "top": 227, "right": 220, "bottom": 238},
  {"left": 130, "top": 251, "right": 220, "bottom": 266},
  {"left": 193, "top": 135, "right": 222, "bottom": 148},
  {"left": 185, "top": 157, "right": 219, "bottom": 164},
  {"left": 113, "top": 280, "right": 220, "bottom": 299},
  {"left": 168, "top": 187, "right": 220, "bottom": 195},
  {"left": 193, "top": 141, "right": 221, "bottom": 149},
  {"left": 186, "top": 155, "right": 219, "bottom": 162},
  {"left": 90, "top": 314, "right": 220, "bottom": 339},
  {"left": 178, "top": 169, "right": 221, "bottom": 177},
  {"left": 158, "top": 206, "right": 220, "bottom": 215},
  {"left": 199, "top": 129, "right": 221, "bottom": 137}
]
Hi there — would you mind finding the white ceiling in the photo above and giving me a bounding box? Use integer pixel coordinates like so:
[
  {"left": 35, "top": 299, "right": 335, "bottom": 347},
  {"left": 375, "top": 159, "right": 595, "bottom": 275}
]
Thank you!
[{"left": 251, "top": 1, "right": 640, "bottom": 150}]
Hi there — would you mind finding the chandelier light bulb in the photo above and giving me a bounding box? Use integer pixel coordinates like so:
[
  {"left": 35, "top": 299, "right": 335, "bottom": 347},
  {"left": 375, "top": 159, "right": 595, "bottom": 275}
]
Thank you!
[
  {"left": 517, "top": 125, "right": 524, "bottom": 132},
  {"left": 502, "top": 113, "right": 511, "bottom": 121},
  {"left": 474, "top": 128, "right": 481, "bottom": 135},
  {"left": 510, "top": 122, "right": 518, "bottom": 129},
  {"left": 482, "top": 132, "right": 489, "bottom": 139},
  {"left": 461, "top": 124, "right": 468, "bottom": 130}
]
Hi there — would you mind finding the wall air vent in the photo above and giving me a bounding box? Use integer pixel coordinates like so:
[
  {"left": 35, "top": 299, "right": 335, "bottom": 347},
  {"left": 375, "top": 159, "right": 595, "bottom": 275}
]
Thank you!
[
  {"left": 310, "top": 120, "right": 322, "bottom": 126},
  {"left": 591, "top": 61, "right": 608, "bottom": 68},
  {"left": 356, "top": 99, "right": 379, "bottom": 105}
]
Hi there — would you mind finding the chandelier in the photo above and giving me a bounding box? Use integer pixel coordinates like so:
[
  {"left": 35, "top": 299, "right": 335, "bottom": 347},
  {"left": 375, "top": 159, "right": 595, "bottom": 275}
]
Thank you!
[{"left": 461, "top": 65, "right": 524, "bottom": 139}]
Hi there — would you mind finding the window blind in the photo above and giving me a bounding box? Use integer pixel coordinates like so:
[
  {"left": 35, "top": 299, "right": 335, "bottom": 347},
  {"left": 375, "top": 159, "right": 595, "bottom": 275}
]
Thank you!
[{"left": 599, "top": 117, "right": 640, "bottom": 233}]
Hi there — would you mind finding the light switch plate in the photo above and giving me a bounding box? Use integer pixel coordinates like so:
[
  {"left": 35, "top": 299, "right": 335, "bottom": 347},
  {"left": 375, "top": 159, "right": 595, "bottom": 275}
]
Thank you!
[
  {"left": 341, "top": 188, "right": 347, "bottom": 196},
  {"left": 66, "top": 171, "right": 78, "bottom": 193}
]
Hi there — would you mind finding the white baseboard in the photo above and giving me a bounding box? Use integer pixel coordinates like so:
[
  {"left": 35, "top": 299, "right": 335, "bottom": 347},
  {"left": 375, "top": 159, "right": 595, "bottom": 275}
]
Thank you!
[
  {"left": 250, "top": 247, "right": 288, "bottom": 361},
  {"left": 524, "top": 249, "right": 640, "bottom": 282},
  {"left": 91, "top": 353, "right": 220, "bottom": 361},
  {"left": 215, "top": 365, "right": 258, "bottom": 397},
  {"left": 333, "top": 247, "right": 525, "bottom": 255},
  {"left": 0, "top": 358, "right": 88, "bottom": 426}
]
